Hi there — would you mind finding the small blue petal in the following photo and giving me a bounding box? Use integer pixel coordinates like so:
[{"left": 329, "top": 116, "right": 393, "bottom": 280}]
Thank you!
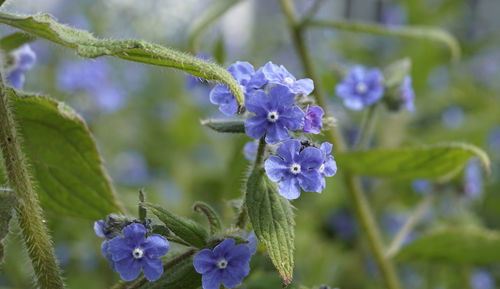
[
  {"left": 202, "top": 269, "right": 222, "bottom": 289},
  {"left": 194, "top": 249, "right": 217, "bottom": 274},
  {"left": 276, "top": 139, "right": 301, "bottom": 163},
  {"left": 245, "top": 231, "right": 258, "bottom": 255},
  {"left": 278, "top": 176, "right": 301, "bottom": 200},
  {"left": 264, "top": 156, "right": 289, "bottom": 182},
  {"left": 298, "top": 170, "right": 322, "bottom": 193},
  {"left": 245, "top": 116, "right": 268, "bottom": 139},
  {"left": 6, "top": 69, "right": 25, "bottom": 89},
  {"left": 94, "top": 220, "right": 106, "bottom": 239},
  {"left": 221, "top": 262, "right": 250, "bottom": 288},
  {"left": 108, "top": 237, "right": 133, "bottom": 262},
  {"left": 298, "top": 147, "right": 323, "bottom": 170},
  {"left": 143, "top": 235, "right": 169, "bottom": 259},
  {"left": 142, "top": 257, "right": 163, "bottom": 281},
  {"left": 122, "top": 223, "right": 146, "bottom": 246},
  {"left": 213, "top": 238, "right": 235, "bottom": 259},
  {"left": 115, "top": 257, "right": 142, "bottom": 281}
]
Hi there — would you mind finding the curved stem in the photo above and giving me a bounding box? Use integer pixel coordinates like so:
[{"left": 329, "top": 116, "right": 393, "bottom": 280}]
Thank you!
[
  {"left": 386, "top": 194, "right": 434, "bottom": 258},
  {"left": 0, "top": 77, "right": 65, "bottom": 288},
  {"left": 278, "top": 1, "right": 401, "bottom": 288}
]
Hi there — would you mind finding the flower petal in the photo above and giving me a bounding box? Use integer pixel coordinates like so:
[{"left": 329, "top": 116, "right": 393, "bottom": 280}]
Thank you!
[
  {"left": 298, "top": 170, "right": 322, "bottom": 193},
  {"left": 115, "top": 257, "right": 142, "bottom": 281},
  {"left": 143, "top": 234, "right": 169, "bottom": 259},
  {"left": 280, "top": 106, "right": 305, "bottom": 130},
  {"left": 278, "top": 176, "right": 301, "bottom": 200},
  {"left": 245, "top": 231, "right": 258, "bottom": 255},
  {"left": 265, "top": 123, "right": 290, "bottom": 144},
  {"left": 276, "top": 139, "right": 300, "bottom": 163},
  {"left": 244, "top": 115, "right": 267, "bottom": 139},
  {"left": 122, "top": 223, "right": 146, "bottom": 246},
  {"left": 221, "top": 262, "right": 250, "bottom": 288},
  {"left": 94, "top": 220, "right": 106, "bottom": 238},
  {"left": 142, "top": 257, "right": 163, "bottom": 281},
  {"left": 228, "top": 61, "right": 255, "bottom": 84},
  {"left": 213, "top": 238, "right": 235, "bottom": 259},
  {"left": 320, "top": 142, "right": 333, "bottom": 156},
  {"left": 294, "top": 78, "right": 314, "bottom": 95},
  {"left": 108, "top": 237, "right": 133, "bottom": 262},
  {"left": 244, "top": 90, "right": 268, "bottom": 115},
  {"left": 323, "top": 155, "right": 338, "bottom": 177},
  {"left": 299, "top": 147, "right": 323, "bottom": 169},
  {"left": 193, "top": 249, "right": 217, "bottom": 274},
  {"left": 269, "top": 85, "right": 294, "bottom": 109},
  {"left": 264, "top": 156, "right": 289, "bottom": 182},
  {"left": 201, "top": 269, "right": 222, "bottom": 289},
  {"left": 226, "top": 244, "right": 251, "bottom": 265}
]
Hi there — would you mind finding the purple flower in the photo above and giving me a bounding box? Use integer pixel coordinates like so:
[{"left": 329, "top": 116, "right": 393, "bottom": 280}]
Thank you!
[
  {"left": 470, "top": 269, "right": 495, "bottom": 289},
  {"left": 464, "top": 158, "right": 483, "bottom": 198},
  {"left": 249, "top": 61, "right": 314, "bottom": 95},
  {"left": 243, "top": 141, "right": 258, "bottom": 161},
  {"left": 336, "top": 65, "right": 384, "bottom": 110},
  {"left": 93, "top": 85, "right": 126, "bottom": 113},
  {"left": 400, "top": 76, "right": 415, "bottom": 113},
  {"left": 264, "top": 139, "right": 323, "bottom": 199},
  {"left": 210, "top": 61, "right": 259, "bottom": 115},
  {"left": 318, "top": 142, "right": 337, "bottom": 190},
  {"left": 94, "top": 220, "right": 108, "bottom": 239},
  {"left": 57, "top": 59, "right": 109, "bottom": 92},
  {"left": 441, "top": 105, "right": 464, "bottom": 129},
  {"left": 245, "top": 231, "right": 258, "bottom": 255},
  {"left": 303, "top": 106, "right": 324, "bottom": 134},
  {"left": 6, "top": 44, "right": 36, "bottom": 89},
  {"left": 107, "top": 223, "right": 169, "bottom": 281},
  {"left": 193, "top": 239, "right": 252, "bottom": 289},
  {"left": 244, "top": 85, "right": 304, "bottom": 144}
]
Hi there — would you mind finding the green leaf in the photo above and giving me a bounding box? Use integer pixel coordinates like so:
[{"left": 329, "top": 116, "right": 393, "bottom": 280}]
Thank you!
[
  {"left": 246, "top": 168, "right": 295, "bottom": 286},
  {"left": 0, "top": 190, "right": 16, "bottom": 263},
  {"left": 395, "top": 228, "right": 500, "bottom": 265},
  {"left": 9, "top": 89, "right": 122, "bottom": 219},
  {"left": 383, "top": 58, "right": 411, "bottom": 88},
  {"left": 213, "top": 35, "right": 226, "bottom": 65},
  {"left": 201, "top": 118, "right": 245, "bottom": 133},
  {"left": 308, "top": 20, "right": 461, "bottom": 62},
  {"left": 0, "top": 32, "right": 36, "bottom": 52},
  {"left": 188, "top": 0, "right": 242, "bottom": 52},
  {"left": 336, "top": 143, "right": 490, "bottom": 180},
  {"left": 0, "top": 11, "right": 245, "bottom": 105},
  {"left": 193, "top": 201, "right": 222, "bottom": 235},
  {"left": 142, "top": 202, "right": 208, "bottom": 248}
]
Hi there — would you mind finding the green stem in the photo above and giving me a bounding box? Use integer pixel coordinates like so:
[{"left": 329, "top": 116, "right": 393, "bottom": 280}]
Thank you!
[
  {"left": 386, "top": 193, "right": 434, "bottom": 258},
  {"left": 0, "top": 76, "right": 65, "bottom": 288},
  {"left": 278, "top": 1, "right": 401, "bottom": 289},
  {"left": 355, "top": 104, "right": 379, "bottom": 150}
]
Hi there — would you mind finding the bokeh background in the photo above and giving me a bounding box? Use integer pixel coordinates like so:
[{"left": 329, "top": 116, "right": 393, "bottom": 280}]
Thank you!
[{"left": 0, "top": 0, "right": 499, "bottom": 288}]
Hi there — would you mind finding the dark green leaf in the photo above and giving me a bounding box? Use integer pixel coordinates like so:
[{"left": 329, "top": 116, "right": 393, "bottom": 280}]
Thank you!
[
  {"left": 201, "top": 119, "right": 245, "bottom": 133},
  {"left": 395, "top": 228, "right": 500, "bottom": 265},
  {"left": 9, "top": 89, "right": 123, "bottom": 219},
  {"left": 336, "top": 143, "right": 490, "bottom": 180},
  {"left": 142, "top": 202, "right": 208, "bottom": 248},
  {"left": 0, "top": 11, "right": 244, "bottom": 105},
  {"left": 246, "top": 169, "right": 295, "bottom": 286},
  {"left": 0, "top": 32, "right": 36, "bottom": 52},
  {"left": 0, "top": 190, "right": 16, "bottom": 262}
]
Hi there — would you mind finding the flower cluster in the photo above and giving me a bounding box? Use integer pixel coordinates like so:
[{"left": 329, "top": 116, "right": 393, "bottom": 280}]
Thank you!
[
  {"left": 6, "top": 45, "right": 36, "bottom": 89},
  {"left": 94, "top": 220, "right": 169, "bottom": 281},
  {"left": 209, "top": 61, "right": 336, "bottom": 199}
]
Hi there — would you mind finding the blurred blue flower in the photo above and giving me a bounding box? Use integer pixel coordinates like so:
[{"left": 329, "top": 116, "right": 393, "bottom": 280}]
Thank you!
[
  {"left": 186, "top": 52, "right": 212, "bottom": 90},
  {"left": 245, "top": 231, "right": 258, "bottom": 255},
  {"left": 336, "top": 66, "right": 384, "bottom": 110},
  {"left": 210, "top": 61, "right": 259, "bottom": 115},
  {"left": 318, "top": 142, "right": 337, "bottom": 191},
  {"left": 326, "top": 209, "right": 357, "bottom": 241},
  {"left": 470, "top": 269, "right": 495, "bottom": 289},
  {"left": 441, "top": 106, "right": 464, "bottom": 129},
  {"left": 243, "top": 141, "right": 258, "bottom": 162},
  {"left": 193, "top": 238, "right": 252, "bottom": 289},
  {"left": 464, "top": 158, "right": 483, "bottom": 198},
  {"left": 93, "top": 85, "right": 126, "bottom": 113},
  {"left": 249, "top": 61, "right": 314, "bottom": 95},
  {"left": 381, "top": 3, "right": 407, "bottom": 26},
  {"left": 488, "top": 126, "right": 500, "bottom": 156},
  {"left": 381, "top": 211, "right": 417, "bottom": 245},
  {"left": 55, "top": 244, "right": 71, "bottom": 268},
  {"left": 411, "top": 179, "right": 431, "bottom": 195},
  {"left": 400, "top": 76, "right": 415, "bottom": 113},
  {"left": 107, "top": 223, "right": 169, "bottom": 281},
  {"left": 264, "top": 139, "right": 323, "bottom": 199},
  {"left": 113, "top": 151, "right": 150, "bottom": 186},
  {"left": 303, "top": 106, "right": 324, "bottom": 134},
  {"left": 6, "top": 44, "right": 36, "bottom": 89},
  {"left": 244, "top": 85, "right": 304, "bottom": 144}
]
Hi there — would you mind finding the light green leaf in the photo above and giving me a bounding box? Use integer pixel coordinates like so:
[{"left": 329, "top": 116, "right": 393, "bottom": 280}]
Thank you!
[
  {"left": 336, "top": 143, "right": 490, "bottom": 180},
  {"left": 201, "top": 118, "right": 245, "bottom": 133},
  {"left": 395, "top": 228, "right": 500, "bottom": 264},
  {"left": 246, "top": 168, "right": 295, "bottom": 286},
  {"left": 0, "top": 32, "right": 36, "bottom": 52},
  {"left": 9, "top": 89, "right": 122, "bottom": 219},
  {"left": 0, "top": 11, "right": 244, "bottom": 105},
  {"left": 308, "top": 20, "right": 460, "bottom": 62},
  {"left": 188, "top": 0, "right": 242, "bottom": 52},
  {"left": 0, "top": 190, "right": 16, "bottom": 263},
  {"left": 142, "top": 202, "right": 208, "bottom": 248}
]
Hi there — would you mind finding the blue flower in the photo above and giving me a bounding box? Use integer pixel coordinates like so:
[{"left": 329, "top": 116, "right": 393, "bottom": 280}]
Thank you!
[
  {"left": 318, "top": 142, "right": 337, "bottom": 190},
  {"left": 210, "top": 61, "right": 258, "bottom": 115},
  {"left": 264, "top": 139, "right": 323, "bottom": 199},
  {"left": 336, "top": 65, "right": 384, "bottom": 110},
  {"left": 441, "top": 105, "right": 464, "bottom": 129},
  {"left": 470, "top": 269, "right": 495, "bottom": 289},
  {"left": 400, "top": 76, "right": 415, "bottom": 113},
  {"left": 464, "top": 158, "right": 483, "bottom": 198},
  {"left": 193, "top": 238, "right": 252, "bottom": 289},
  {"left": 243, "top": 141, "right": 258, "bottom": 161},
  {"left": 326, "top": 209, "right": 357, "bottom": 241},
  {"left": 94, "top": 220, "right": 108, "bottom": 239},
  {"left": 249, "top": 61, "right": 314, "bottom": 95},
  {"left": 303, "top": 106, "right": 324, "bottom": 134},
  {"left": 107, "top": 223, "right": 169, "bottom": 281},
  {"left": 6, "top": 44, "right": 36, "bottom": 89},
  {"left": 411, "top": 179, "right": 431, "bottom": 195},
  {"left": 244, "top": 85, "right": 304, "bottom": 144},
  {"left": 245, "top": 231, "right": 258, "bottom": 255}
]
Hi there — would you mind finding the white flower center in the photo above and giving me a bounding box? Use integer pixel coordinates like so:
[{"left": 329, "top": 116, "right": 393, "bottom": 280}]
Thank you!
[
  {"left": 132, "top": 247, "right": 144, "bottom": 259},
  {"left": 267, "top": 111, "right": 279, "bottom": 122},
  {"left": 240, "top": 84, "right": 247, "bottom": 94},
  {"left": 290, "top": 163, "right": 301, "bottom": 175},
  {"left": 318, "top": 163, "right": 325, "bottom": 174},
  {"left": 284, "top": 77, "right": 294, "bottom": 86},
  {"left": 356, "top": 82, "right": 368, "bottom": 94},
  {"left": 217, "top": 259, "right": 228, "bottom": 269}
]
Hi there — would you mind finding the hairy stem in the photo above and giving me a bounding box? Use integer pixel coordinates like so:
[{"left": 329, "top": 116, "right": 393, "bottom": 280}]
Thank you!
[
  {"left": 0, "top": 76, "right": 65, "bottom": 288},
  {"left": 278, "top": 1, "right": 401, "bottom": 288},
  {"left": 253, "top": 137, "right": 267, "bottom": 170},
  {"left": 386, "top": 194, "right": 434, "bottom": 258}
]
